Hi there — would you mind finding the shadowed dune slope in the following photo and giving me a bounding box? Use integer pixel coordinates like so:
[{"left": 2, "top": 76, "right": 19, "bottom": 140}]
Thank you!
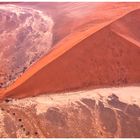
[{"left": 2, "top": 9, "right": 140, "bottom": 99}]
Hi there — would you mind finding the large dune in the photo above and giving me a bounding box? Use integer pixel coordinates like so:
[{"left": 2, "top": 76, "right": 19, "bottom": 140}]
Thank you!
[
  {"left": 0, "top": 2, "right": 140, "bottom": 89},
  {"left": 1, "top": 8, "right": 140, "bottom": 99},
  {"left": 0, "top": 3, "right": 140, "bottom": 138}
]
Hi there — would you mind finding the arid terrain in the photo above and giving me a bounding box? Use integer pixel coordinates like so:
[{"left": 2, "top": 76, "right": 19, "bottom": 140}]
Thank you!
[
  {"left": 0, "top": 86, "right": 140, "bottom": 138},
  {"left": 0, "top": 2, "right": 140, "bottom": 138}
]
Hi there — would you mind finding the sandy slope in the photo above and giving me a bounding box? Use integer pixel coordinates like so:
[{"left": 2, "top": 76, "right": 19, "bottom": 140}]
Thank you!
[
  {"left": 1, "top": 2, "right": 140, "bottom": 89},
  {"left": 0, "top": 9, "right": 140, "bottom": 99}
]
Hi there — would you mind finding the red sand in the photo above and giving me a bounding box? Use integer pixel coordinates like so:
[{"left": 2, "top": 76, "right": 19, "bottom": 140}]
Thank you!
[
  {"left": 1, "top": 8, "right": 140, "bottom": 99},
  {"left": 16, "top": 2, "right": 140, "bottom": 44}
]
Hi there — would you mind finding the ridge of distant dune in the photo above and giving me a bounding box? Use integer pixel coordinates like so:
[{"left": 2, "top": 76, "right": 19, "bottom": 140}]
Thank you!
[
  {"left": 1, "top": 9, "right": 140, "bottom": 99},
  {"left": 112, "top": 30, "right": 140, "bottom": 47}
]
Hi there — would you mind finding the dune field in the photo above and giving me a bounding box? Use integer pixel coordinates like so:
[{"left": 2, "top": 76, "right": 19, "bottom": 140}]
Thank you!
[{"left": 0, "top": 2, "right": 140, "bottom": 138}]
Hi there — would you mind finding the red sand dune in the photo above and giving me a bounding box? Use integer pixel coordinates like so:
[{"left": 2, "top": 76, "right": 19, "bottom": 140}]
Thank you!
[
  {"left": 0, "top": 2, "right": 140, "bottom": 89},
  {"left": 0, "top": 3, "right": 140, "bottom": 138},
  {"left": 1, "top": 8, "right": 140, "bottom": 99}
]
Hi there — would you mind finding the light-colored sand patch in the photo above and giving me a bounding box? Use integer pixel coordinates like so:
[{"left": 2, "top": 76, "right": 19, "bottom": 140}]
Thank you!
[
  {"left": 33, "top": 86, "right": 140, "bottom": 114},
  {"left": 34, "top": 86, "right": 140, "bottom": 105},
  {"left": 10, "top": 97, "right": 36, "bottom": 108},
  {"left": 8, "top": 86, "right": 140, "bottom": 115}
]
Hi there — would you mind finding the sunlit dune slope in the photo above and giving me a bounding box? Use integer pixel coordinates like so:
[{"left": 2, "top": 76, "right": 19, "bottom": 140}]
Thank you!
[
  {"left": 1, "top": 9, "right": 140, "bottom": 99},
  {"left": 1, "top": 2, "right": 140, "bottom": 89}
]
